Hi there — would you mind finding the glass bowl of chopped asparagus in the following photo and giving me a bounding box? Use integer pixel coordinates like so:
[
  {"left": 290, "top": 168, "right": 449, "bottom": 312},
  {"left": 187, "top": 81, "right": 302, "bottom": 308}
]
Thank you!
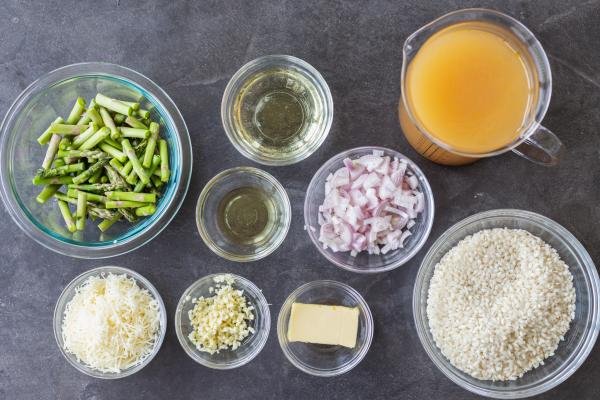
[
  {"left": 0, "top": 62, "right": 192, "bottom": 258},
  {"left": 174, "top": 273, "right": 271, "bottom": 369}
]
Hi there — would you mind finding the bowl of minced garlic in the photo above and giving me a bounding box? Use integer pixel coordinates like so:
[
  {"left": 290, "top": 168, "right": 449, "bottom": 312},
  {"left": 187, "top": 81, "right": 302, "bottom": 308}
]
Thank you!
[
  {"left": 53, "top": 266, "right": 167, "bottom": 378},
  {"left": 175, "top": 273, "right": 271, "bottom": 369}
]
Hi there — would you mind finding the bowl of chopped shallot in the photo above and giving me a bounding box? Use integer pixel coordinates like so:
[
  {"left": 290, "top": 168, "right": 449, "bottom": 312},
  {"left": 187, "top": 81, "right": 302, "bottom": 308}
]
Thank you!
[{"left": 304, "top": 146, "right": 434, "bottom": 273}]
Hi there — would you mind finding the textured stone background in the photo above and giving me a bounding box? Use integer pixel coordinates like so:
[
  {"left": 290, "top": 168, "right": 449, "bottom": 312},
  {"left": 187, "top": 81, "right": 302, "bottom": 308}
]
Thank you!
[{"left": 1, "top": 0, "right": 599, "bottom": 399}]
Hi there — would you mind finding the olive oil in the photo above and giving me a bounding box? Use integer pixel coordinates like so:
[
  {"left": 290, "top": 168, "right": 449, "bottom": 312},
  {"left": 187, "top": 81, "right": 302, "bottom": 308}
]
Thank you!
[
  {"left": 216, "top": 186, "right": 276, "bottom": 245},
  {"left": 232, "top": 67, "right": 324, "bottom": 160}
]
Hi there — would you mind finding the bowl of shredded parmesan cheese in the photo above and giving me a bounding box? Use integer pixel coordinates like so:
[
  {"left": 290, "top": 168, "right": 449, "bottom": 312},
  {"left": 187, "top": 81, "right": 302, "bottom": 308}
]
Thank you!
[
  {"left": 175, "top": 273, "right": 270, "bottom": 369},
  {"left": 53, "top": 266, "right": 167, "bottom": 378}
]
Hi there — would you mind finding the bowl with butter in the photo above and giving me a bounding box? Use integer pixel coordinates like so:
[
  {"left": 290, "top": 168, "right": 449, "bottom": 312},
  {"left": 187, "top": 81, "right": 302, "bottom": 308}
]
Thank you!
[{"left": 277, "top": 280, "right": 374, "bottom": 376}]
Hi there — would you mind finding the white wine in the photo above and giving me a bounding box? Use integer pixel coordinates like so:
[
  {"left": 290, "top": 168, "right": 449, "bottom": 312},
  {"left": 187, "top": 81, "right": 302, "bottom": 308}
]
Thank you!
[
  {"left": 232, "top": 67, "right": 325, "bottom": 160},
  {"left": 216, "top": 186, "right": 277, "bottom": 245}
]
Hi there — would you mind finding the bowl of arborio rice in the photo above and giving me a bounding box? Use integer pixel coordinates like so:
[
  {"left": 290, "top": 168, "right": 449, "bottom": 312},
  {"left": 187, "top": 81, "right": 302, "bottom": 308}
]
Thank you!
[{"left": 413, "top": 209, "right": 600, "bottom": 399}]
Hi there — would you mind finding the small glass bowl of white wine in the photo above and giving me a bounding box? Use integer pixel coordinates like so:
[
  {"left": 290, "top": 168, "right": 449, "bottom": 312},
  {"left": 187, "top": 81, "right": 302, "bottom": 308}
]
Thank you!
[
  {"left": 196, "top": 167, "right": 291, "bottom": 262},
  {"left": 221, "top": 55, "right": 333, "bottom": 166}
]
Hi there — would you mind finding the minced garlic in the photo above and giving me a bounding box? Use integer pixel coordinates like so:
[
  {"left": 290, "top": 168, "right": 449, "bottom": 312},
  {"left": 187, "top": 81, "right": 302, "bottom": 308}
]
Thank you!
[{"left": 188, "top": 274, "right": 255, "bottom": 354}]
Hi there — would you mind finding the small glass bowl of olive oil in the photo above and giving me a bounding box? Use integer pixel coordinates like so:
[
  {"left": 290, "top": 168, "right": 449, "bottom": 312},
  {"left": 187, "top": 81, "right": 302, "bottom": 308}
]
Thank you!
[
  {"left": 196, "top": 167, "right": 291, "bottom": 261},
  {"left": 222, "top": 55, "right": 333, "bottom": 166}
]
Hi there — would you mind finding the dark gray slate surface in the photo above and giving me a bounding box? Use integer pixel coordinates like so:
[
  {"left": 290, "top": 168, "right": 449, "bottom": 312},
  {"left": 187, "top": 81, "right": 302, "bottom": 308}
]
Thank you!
[{"left": 1, "top": 0, "right": 599, "bottom": 399}]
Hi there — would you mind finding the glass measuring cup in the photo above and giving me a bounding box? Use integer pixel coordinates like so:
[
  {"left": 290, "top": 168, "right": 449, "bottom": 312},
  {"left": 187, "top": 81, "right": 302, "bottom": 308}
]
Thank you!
[{"left": 399, "top": 9, "right": 563, "bottom": 166}]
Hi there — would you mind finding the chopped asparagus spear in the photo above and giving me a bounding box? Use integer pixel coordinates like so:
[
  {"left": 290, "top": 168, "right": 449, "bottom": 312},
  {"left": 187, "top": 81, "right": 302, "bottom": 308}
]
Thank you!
[
  {"left": 48, "top": 123, "right": 89, "bottom": 135},
  {"left": 79, "top": 127, "right": 110, "bottom": 150},
  {"left": 95, "top": 93, "right": 133, "bottom": 115},
  {"left": 106, "top": 191, "right": 156, "bottom": 203},
  {"left": 67, "top": 188, "right": 106, "bottom": 204},
  {"left": 98, "top": 214, "right": 121, "bottom": 232},
  {"left": 87, "top": 168, "right": 104, "bottom": 183},
  {"left": 134, "top": 139, "right": 148, "bottom": 152},
  {"left": 36, "top": 184, "right": 61, "bottom": 204},
  {"left": 113, "top": 113, "right": 127, "bottom": 125},
  {"left": 135, "top": 108, "right": 150, "bottom": 119},
  {"left": 88, "top": 206, "right": 117, "bottom": 220},
  {"left": 109, "top": 158, "right": 124, "bottom": 171},
  {"left": 86, "top": 106, "right": 104, "bottom": 127},
  {"left": 66, "top": 97, "right": 86, "bottom": 124},
  {"left": 57, "top": 200, "right": 77, "bottom": 232},
  {"left": 68, "top": 183, "right": 125, "bottom": 192},
  {"left": 143, "top": 122, "right": 159, "bottom": 168},
  {"left": 125, "top": 115, "right": 148, "bottom": 129},
  {"left": 42, "top": 134, "right": 61, "bottom": 170},
  {"left": 99, "top": 142, "right": 127, "bottom": 163},
  {"left": 120, "top": 127, "right": 150, "bottom": 139},
  {"left": 57, "top": 149, "right": 105, "bottom": 159},
  {"left": 32, "top": 175, "right": 73, "bottom": 185},
  {"left": 99, "top": 106, "right": 121, "bottom": 140},
  {"left": 54, "top": 192, "right": 99, "bottom": 208},
  {"left": 118, "top": 208, "right": 137, "bottom": 222},
  {"left": 104, "top": 164, "right": 130, "bottom": 191},
  {"left": 58, "top": 137, "right": 72, "bottom": 151},
  {"left": 135, "top": 204, "right": 156, "bottom": 216},
  {"left": 122, "top": 160, "right": 133, "bottom": 176},
  {"left": 76, "top": 99, "right": 95, "bottom": 125},
  {"left": 53, "top": 158, "right": 66, "bottom": 168},
  {"left": 100, "top": 175, "right": 108, "bottom": 183},
  {"left": 105, "top": 200, "right": 148, "bottom": 208},
  {"left": 103, "top": 136, "right": 122, "bottom": 150},
  {"left": 159, "top": 139, "right": 170, "bottom": 182},
  {"left": 122, "top": 138, "right": 149, "bottom": 185},
  {"left": 72, "top": 123, "right": 98, "bottom": 149},
  {"left": 126, "top": 168, "right": 139, "bottom": 185},
  {"left": 76, "top": 191, "right": 87, "bottom": 231},
  {"left": 151, "top": 174, "right": 164, "bottom": 188},
  {"left": 135, "top": 155, "right": 161, "bottom": 192},
  {"left": 35, "top": 162, "right": 85, "bottom": 179},
  {"left": 120, "top": 100, "right": 140, "bottom": 111},
  {"left": 37, "top": 117, "right": 64, "bottom": 145},
  {"left": 72, "top": 158, "right": 109, "bottom": 184}
]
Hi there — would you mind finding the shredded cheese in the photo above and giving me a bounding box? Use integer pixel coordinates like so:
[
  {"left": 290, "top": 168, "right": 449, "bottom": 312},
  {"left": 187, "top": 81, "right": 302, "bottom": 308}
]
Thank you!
[
  {"left": 61, "top": 273, "right": 161, "bottom": 373},
  {"left": 188, "top": 274, "right": 255, "bottom": 354}
]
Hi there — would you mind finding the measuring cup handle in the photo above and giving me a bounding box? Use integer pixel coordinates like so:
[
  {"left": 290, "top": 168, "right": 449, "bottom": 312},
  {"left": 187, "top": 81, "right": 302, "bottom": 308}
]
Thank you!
[{"left": 512, "top": 125, "right": 564, "bottom": 166}]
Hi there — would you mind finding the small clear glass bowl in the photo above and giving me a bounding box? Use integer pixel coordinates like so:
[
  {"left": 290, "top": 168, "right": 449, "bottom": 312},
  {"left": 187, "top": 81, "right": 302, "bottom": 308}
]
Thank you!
[
  {"left": 413, "top": 209, "right": 600, "bottom": 398},
  {"left": 196, "top": 166, "right": 291, "bottom": 262},
  {"left": 277, "top": 280, "right": 374, "bottom": 377},
  {"left": 221, "top": 55, "right": 333, "bottom": 166},
  {"left": 304, "top": 146, "right": 435, "bottom": 273},
  {"left": 174, "top": 273, "right": 271, "bottom": 370},
  {"left": 0, "top": 62, "right": 192, "bottom": 258},
  {"left": 53, "top": 265, "right": 167, "bottom": 379}
]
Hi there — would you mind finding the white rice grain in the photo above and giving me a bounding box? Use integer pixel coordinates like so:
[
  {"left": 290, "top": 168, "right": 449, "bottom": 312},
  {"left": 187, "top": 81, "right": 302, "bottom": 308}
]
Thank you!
[{"left": 426, "top": 228, "right": 575, "bottom": 381}]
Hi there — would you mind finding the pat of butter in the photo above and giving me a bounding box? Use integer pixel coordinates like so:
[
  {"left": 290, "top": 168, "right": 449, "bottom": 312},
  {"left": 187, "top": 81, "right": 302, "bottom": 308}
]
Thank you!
[{"left": 287, "top": 303, "right": 359, "bottom": 348}]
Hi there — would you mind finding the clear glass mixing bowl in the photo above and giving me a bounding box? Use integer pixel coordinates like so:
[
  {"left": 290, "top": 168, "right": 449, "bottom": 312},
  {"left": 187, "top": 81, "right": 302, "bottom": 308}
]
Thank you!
[
  {"left": 277, "top": 280, "right": 374, "bottom": 377},
  {"left": 413, "top": 209, "right": 600, "bottom": 398},
  {"left": 174, "top": 273, "right": 271, "bottom": 369},
  {"left": 53, "top": 265, "right": 167, "bottom": 379},
  {"left": 304, "top": 146, "right": 435, "bottom": 273},
  {"left": 0, "top": 62, "right": 192, "bottom": 258}
]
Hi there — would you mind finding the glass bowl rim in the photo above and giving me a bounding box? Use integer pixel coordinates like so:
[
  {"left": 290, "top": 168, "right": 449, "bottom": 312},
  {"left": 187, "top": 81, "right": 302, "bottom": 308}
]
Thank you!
[
  {"left": 0, "top": 62, "right": 193, "bottom": 259},
  {"left": 195, "top": 166, "right": 292, "bottom": 262},
  {"left": 276, "top": 279, "right": 374, "bottom": 377},
  {"left": 173, "top": 272, "right": 271, "bottom": 370},
  {"left": 412, "top": 208, "right": 600, "bottom": 398},
  {"left": 52, "top": 265, "right": 167, "bottom": 379},
  {"left": 220, "top": 54, "right": 334, "bottom": 166},
  {"left": 303, "top": 145, "right": 435, "bottom": 273}
]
